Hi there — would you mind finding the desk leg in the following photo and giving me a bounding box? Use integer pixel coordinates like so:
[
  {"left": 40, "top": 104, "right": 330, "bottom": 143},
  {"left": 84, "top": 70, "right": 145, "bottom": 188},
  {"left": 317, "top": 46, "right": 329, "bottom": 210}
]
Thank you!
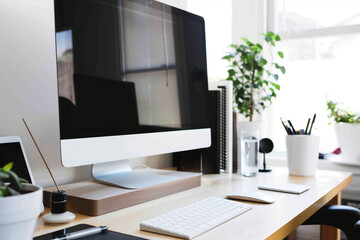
[
  {"left": 287, "top": 231, "right": 297, "bottom": 240},
  {"left": 320, "top": 193, "right": 341, "bottom": 240}
]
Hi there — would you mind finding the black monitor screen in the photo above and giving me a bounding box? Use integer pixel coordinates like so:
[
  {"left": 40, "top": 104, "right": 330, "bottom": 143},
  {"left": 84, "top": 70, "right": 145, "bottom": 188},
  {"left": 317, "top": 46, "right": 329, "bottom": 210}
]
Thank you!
[
  {"left": 55, "top": 0, "right": 210, "bottom": 140},
  {"left": 0, "top": 143, "right": 32, "bottom": 183}
]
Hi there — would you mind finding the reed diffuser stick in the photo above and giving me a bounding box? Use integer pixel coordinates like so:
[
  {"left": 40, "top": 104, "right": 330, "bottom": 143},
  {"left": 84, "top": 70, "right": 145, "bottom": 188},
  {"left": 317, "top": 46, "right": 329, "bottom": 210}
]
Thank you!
[{"left": 22, "top": 118, "right": 61, "bottom": 192}]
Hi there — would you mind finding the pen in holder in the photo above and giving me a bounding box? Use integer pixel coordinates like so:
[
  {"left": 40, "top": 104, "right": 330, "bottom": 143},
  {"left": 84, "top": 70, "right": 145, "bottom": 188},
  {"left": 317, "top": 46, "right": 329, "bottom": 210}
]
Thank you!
[{"left": 22, "top": 118, "right": 75, "bottom": 224}]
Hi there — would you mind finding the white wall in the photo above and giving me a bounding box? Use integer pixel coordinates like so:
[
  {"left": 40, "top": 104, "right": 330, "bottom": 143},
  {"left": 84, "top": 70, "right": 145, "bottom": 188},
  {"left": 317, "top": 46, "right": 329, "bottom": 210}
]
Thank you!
[
  {"left": 0, "top": 0, "right": 91, "bottom": 187},
  {"left": 187, "top": 0, "right": 232, "bottom": 81},
  {"left": 0, "top": 0, "right": 180, "bottom": 188},
  {"left": 232, "top": 0, "right": 267, "bottom": 44},
  {"left": 158, "top": 0, "right": 187, "bottom": 9}
]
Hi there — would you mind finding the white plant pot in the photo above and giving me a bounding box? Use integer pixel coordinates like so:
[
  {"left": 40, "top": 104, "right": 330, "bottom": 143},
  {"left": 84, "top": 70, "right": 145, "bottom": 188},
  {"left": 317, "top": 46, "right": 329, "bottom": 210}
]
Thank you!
[
  {"left": 0, "top": 184, "right": 43, "bottom": 240},
  {"left": 334, "top": 123, "right": 360, "bottom": 163}
]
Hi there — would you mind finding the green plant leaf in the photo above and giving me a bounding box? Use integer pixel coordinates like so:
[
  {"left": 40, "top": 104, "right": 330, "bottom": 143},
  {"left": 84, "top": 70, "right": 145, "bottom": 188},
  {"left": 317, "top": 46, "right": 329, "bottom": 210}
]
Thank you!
[
  {"left": 327, "top": 99, "right": 360, "bottom": 123},
  {"left": 242, "top": 63, "right": 252, "bottom": 71},
  {"left": 256, "top": 65, "right": 264, "bottom": 72},
  {"left": 241, "top": 37, "right": 253, "bottom": 46},
  {"left": 228, "top": 69, "right": 236, "bottom": 76},
  {"left": 265, "top": 35, "right": 271, "bottom": 43},
  {"left": 274, "top": 64, "right": 286, "bottom": 74},
  {"left": 280, "top": 66, "right": 286, "bottom": 74},
  {"left": 222, "top": 55, "right": 233, "bottom": 61},
  {"left": 7, "top": 187, "right": 20, "bottom": 196},
  {"left": 0, "top": 171, "right": 9, "bottom": 179},
  {"left": 273, "top": 74, "right": 279, "bottom": 80},
  {"left": 19, "top": 178, "right": 29, "bottom": 184},
  {"left": 2, "top": 162, "right": 13, "bottom": 172},
  {"left": 278, "top": 51, "right": 284, "bottom": 58},
  {"left": 259, "top": 58, "right": 267, "bottom": 66},
  {"left": 255, "top": 43, "right": 263, "bottom": 50},
  {"left": 275, "top": 35, "right": 281, "bottom": 41},
  {"left": 7, "top": 170, "right": 22, "bottom": 192},
  {"left": 0, "top": 186, "right": 8, "bottom": 197},
  {"left": 271, "top": 82, "right": 280, "bottom": 90}
]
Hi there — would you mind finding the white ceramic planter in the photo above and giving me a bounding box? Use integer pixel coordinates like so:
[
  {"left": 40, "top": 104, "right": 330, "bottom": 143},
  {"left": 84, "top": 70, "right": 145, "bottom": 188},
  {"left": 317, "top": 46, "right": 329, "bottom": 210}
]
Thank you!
[
  {"left": 334, "top": 123, "right": 360, "bottom": 164},
  {"left": 0, "top": 184, "right": 43, "bottom": 240}
]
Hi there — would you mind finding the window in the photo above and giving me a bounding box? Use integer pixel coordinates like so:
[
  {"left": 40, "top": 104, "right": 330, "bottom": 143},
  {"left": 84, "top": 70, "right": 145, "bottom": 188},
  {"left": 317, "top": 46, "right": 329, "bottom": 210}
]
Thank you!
[
  {"left": 122, "top": 1, "right": 181, "bottom": 126},
  {"left": 187, "top": 0, "right": 232, "bottom": 81},
  {"left": 266, "top": 0, "right": 360, "bottom": 154},
  {"left": 56, "top": 30, "right": 75, "bottom": 104}
]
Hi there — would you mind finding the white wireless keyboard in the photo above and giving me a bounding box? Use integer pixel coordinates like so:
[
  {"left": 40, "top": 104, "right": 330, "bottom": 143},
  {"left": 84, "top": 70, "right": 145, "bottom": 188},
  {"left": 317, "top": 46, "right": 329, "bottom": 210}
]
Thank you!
[{"left": 140, "top": 197, "right": 252, "bottom": 239}]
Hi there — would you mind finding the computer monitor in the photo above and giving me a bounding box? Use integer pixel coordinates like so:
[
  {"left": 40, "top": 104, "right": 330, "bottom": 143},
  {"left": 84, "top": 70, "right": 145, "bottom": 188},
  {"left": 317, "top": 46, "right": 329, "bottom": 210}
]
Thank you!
[{"left": 54, "top": 0, "right": 211, "bottom": 188}]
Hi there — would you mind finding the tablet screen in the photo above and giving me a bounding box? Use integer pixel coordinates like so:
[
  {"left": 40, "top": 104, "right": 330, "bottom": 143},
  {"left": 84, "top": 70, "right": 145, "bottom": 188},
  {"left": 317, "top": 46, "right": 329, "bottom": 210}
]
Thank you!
[{"left": 0, "top": 142, "right": 32, "bottom": 183}]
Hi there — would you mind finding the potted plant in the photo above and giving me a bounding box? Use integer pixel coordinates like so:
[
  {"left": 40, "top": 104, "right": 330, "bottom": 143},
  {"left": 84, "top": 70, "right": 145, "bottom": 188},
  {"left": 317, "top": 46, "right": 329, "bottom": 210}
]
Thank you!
[
  {"left": 0, "top": 162, "right": 43, "bottom": 240},
  {"left": 327, "top": 100, "right": 360, "bottom": 163},
  {"left": 222, "top": 32, "right": 286, "bottom": 136}
]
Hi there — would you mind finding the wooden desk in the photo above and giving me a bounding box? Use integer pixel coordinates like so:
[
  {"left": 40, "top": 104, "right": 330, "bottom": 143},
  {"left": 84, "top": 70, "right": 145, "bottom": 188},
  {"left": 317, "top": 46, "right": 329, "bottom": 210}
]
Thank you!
[{"left": 34, "top": 167, "right": 352, "bottom": 240}]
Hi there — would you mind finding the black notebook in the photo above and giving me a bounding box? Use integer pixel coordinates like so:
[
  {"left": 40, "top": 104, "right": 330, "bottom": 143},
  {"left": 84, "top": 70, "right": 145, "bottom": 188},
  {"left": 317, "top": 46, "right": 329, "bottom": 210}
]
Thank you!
[
  {"left": 34, "top": 224, "right": 148, "bottom": 240},
  {"left": 201, "top": 90, "right": 221, "bottom": 174}
]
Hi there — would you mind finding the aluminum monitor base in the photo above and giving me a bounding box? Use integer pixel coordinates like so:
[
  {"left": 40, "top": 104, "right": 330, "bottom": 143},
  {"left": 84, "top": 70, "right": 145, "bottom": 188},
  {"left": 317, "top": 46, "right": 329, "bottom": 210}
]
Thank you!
[{"left": 92, "top": 160, "right": 180, "bottom": 189}]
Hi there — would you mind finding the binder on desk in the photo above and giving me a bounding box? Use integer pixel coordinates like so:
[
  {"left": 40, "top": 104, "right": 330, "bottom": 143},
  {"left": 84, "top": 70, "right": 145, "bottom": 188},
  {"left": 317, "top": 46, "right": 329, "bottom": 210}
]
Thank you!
[
  {"left": 201, "top": 91, "right": 221, "bottom": 174},
  {"left": 34, "top": 224, "right": 148, "bottom": 240},
  {"left": 208, "top": 81, "right": 233, "bottom": 174},
  {"left": 175, "top": 82, "right": 233, "bottom": 174}
]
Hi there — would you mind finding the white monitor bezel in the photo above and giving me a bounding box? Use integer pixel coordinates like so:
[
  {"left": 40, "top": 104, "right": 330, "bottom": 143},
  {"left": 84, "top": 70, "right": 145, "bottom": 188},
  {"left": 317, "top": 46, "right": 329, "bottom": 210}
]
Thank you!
[{"left": 60, "top": 128, "right": 211, "bottom": 168}]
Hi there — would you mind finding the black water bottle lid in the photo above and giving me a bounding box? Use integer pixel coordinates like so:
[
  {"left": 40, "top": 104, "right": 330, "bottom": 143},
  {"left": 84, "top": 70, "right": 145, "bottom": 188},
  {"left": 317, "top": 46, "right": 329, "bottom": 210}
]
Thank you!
[{"left": 51, "top": 190, "right": 67, "bottom": 214}]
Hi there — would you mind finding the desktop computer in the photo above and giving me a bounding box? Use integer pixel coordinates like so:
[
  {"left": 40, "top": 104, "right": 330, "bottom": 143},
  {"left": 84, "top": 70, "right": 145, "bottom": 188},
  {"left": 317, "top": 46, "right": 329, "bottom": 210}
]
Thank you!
[
  {"left": 53, "top": 1, "right": 255, "bottom": 237},
  {"left": 54, "top": 0, "right": 211, "bottom": 189}
]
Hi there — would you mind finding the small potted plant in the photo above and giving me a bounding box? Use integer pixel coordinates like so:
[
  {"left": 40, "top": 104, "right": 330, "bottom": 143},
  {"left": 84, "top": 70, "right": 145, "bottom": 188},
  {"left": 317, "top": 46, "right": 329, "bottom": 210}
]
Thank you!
[
  {"left": 0, "top": 162, "right": 43, "bottom": 240},
  {"left": 327, "top": 100, "right": 360, "bottom": 164},
  {"left": 222, "top": 32, "right": 286, "bottom": 136}
]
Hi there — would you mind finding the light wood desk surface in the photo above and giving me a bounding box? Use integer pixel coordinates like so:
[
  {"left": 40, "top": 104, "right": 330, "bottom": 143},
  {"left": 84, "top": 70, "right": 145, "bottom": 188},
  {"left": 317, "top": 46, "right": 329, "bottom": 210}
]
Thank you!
[{"left": 34, "top": 167, "right": 352, "bottom": 240}]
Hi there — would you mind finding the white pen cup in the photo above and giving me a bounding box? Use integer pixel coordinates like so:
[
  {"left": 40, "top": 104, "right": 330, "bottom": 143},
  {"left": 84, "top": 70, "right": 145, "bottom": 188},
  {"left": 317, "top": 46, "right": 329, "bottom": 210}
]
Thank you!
[{"left": 286, "top": 135, "right": 320, "bottom": 176}]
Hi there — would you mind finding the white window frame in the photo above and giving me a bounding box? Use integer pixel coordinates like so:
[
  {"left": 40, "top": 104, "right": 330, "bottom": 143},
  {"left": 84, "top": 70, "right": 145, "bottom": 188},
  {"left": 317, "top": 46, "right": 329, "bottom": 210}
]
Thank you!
[
  {"left": 266, "top": 0, "right": 360, "bottom": 160},
  {"left": 267, "top": 0, "right": 360, "bottom": 40}
]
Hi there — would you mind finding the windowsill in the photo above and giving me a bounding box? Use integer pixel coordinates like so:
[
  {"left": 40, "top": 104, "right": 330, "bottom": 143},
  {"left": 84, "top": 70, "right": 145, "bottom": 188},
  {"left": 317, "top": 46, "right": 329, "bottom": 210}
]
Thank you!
[
  {"left": 266, "top": 154, "right": 360, "bottom": 176},
  {"left": 266, "top": 154, "right": 360, "bottom": 201}
]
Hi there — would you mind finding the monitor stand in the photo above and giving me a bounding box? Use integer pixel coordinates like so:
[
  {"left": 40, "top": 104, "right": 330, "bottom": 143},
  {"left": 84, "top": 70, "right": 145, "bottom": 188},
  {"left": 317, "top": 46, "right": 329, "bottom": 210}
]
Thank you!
[{"left": 91, "top": 160, "right": 179, "bottom": 189}]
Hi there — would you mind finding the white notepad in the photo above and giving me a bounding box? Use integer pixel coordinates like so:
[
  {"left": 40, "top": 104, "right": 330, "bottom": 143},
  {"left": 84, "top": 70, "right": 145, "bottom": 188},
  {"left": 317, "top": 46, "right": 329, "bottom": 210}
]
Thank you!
[{"left": 258, "top": 182, "right": 310, "bottom": 194}]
